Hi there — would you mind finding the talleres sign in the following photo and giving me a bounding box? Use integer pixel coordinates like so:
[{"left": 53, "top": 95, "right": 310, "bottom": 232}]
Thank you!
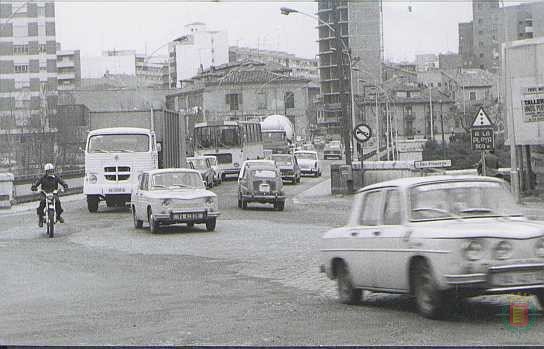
[{"left": 522, "top": 86, "right": 544, "bottom": 122}]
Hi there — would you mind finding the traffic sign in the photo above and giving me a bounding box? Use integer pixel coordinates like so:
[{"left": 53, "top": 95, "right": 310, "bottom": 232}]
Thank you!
[
  {"left": 414, "top": 160, "right": 452, "bottom": 169},
  {"left": 471, "top": 107, "right": 493, "bottom": 128},
  {"left": 353, "top": 123, "right": 372, "bottom": 143},
  {"left": 471, "top": 127, "right": 495, "bottom": 151}
]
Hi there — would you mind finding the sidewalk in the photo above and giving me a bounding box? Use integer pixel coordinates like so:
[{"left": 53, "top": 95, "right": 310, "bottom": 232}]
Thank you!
[{"left": 0, "top": 193, "right": 85, "bottom": 217}]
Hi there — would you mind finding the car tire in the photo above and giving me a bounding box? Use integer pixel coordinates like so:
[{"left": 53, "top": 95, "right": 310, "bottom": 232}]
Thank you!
[
  {"left": 148, "top": 208, "right": 159, "bottom": 234},
  {"left": 187, "top": 222, "right": 194, "bottom": 228},
  {"left": 413, "top": 260, "right": 448, "bottom": 319},
  {"left": 336, "top": 262, "right": 361, "bottom": 305},
  {"left": 132, "top": 206, "right": 143, "bottom": 229},
  {"left": 534, "top": 289, "right": 544, "bottom": 310},
  {"left": 238, "top": 198, "right": 242, "bottom": 209},
  {"left": 291, "top": 178, "right": 297, "bottom": 185},
  {"left": 206, "top": 218, "right": 216, "bottom": 232},
  {"left": 242, "top": 200, "right": 247, "bottom": 210},
  {"left": 87, "top": 196, "right": 99, "bottom": 213}
]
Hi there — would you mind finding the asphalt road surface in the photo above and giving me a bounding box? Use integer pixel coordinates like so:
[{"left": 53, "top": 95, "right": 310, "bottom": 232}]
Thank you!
[{"left": 1, "top": 159, "right": 543, "bottom": 346}]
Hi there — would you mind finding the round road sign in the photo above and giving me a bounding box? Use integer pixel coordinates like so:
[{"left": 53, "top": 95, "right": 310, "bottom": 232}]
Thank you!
[{"left": 353, "top": 123, "right": 372, "bottom": 143}]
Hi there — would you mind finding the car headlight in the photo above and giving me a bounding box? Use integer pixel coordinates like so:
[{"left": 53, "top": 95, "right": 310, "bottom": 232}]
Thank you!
[
  {"left": 463, "top": 240, "right": 484, "bottom": 261},
  {"left": 205, "top": 197, "right": 216, "bottom": 211},
  {"left": 494, "top": 241, "right": 512, "bottom": 260},
  {"left": 535, "top": 238, "right": 544, "bottom": 257},
  {"left": 86, "top": 173, "right": 97, "bottom": 184},
  {"left": 161, "top": 199, "right": 171, "bottom": 207}
]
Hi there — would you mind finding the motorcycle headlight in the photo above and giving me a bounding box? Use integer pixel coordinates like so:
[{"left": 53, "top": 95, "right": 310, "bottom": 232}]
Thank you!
[
  {"left": 463, "top": 240, "right": 484, "bottom": 261},
  {"left": 494, "top": 240, "right": 513, "bottom": 260},
  {"left": 535, "top": 238, "right": 544, "bottom": 257},
  {"left": 161, "top": 199, "right": 171, "bottom": 207},
  {"left": 86, "top": 173, "right": 97, "bottom": 184}
]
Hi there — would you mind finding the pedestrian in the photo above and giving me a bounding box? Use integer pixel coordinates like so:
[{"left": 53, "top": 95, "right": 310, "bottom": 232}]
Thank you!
[{"left": 477, "top": 150, "right": 499, "bottom": 177}]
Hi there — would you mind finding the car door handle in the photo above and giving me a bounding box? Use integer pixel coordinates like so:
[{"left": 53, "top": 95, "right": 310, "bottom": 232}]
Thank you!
[
  {"left": 349, "top": 231, "right": 359, "bottom": 237},
  {"left": 372, "top": 231, "right": 381, "bottom": 236}
]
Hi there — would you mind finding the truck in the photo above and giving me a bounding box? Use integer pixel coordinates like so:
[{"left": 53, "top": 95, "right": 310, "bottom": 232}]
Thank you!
[
  {"left": 260, "top": 114, "right": 294, "bottom": 156},
  {"left": 83, "top": 109, "right": 186, "bottom": 212}
]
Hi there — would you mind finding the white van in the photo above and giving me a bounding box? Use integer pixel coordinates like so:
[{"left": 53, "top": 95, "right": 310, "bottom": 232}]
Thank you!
[{"left": 84, "top": 127, "right": 159, "bottom": 212}]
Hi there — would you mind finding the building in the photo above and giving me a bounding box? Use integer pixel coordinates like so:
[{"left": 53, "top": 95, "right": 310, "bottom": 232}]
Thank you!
[
  {"left": 438, "top": 53, "right": 462, "bottom": 70},
  {"left": 415, "top": 54, "right": 439, "bottom": 72},
  {"left": 136, "top": 54, "right": 169, "bottom": 88},
  {"left": 459, "top": 22, "right": 475, "bottom": 68},
  {"left": 316, "top": 0, "right": 383, "bottom": 133},
  {"left": 0, "top": 1, "right": 58, "bottom": 173},
  {"left": 228, "top": 46, "right": 318, "bottom": 81},
  {"left": 56, "top": 49, "right": 81, "bottom": 90},
  {"left": 168, "top": 23, "right": 229, "bottom": 88}
]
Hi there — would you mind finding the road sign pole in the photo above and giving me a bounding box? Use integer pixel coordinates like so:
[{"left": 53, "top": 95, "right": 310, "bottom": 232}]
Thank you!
[{"left": 481, "top": 151, "right": 487, "bottom": 177}]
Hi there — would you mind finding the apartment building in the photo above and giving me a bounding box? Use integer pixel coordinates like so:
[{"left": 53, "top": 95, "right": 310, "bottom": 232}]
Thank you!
[{"left": 56, "top": 49, "right": 81, "bottom": 90}]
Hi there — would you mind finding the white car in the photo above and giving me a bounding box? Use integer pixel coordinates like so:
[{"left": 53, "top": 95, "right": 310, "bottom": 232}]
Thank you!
[
  {"left": 294, "top": 151, "right": 321, "bottom": 177},
  {"left": 202, "top": 155, "right": 223, "bottom": 185},
  {"left": 320, "top": 175, "right": 544, "bottom": 319},
  {"left": 131, "top": 169, "right": 220, "bottom": 233},
  {"left": 238, "top": 159, "right": 277, "bottom": 182}
]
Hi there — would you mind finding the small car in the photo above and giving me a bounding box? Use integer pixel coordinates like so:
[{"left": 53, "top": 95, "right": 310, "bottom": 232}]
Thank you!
[
  {"left": 270, "top": 153, "right": 301, "bottom": 184},
  {"left": 187, "top": 156, "right": 215, "bottom": 188},
  {"left": 320, "top": 175, "right": 544, "bottom": 319},
  {"left": 238, "top": 159, "right": 277, "bottom": 182},
  {"left": 294, "top": 150, "right": 321, "bottom": 177},
  {"left": 131, "top": 169, "right": 220, "bottom": 233},
  {"left": 238, "top": 161, "right": 285, "bottom": 211},
  {"left": 202, "top": 155, "right": 223, "bottom": 185},
  {"left": 324, "top": 141, "right": 343, "bottom": 160}
]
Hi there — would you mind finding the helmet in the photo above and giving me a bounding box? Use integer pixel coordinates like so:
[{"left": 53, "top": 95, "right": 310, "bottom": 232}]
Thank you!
[{"left": 44, "top": 163, "right": 54, "bottom": 172}]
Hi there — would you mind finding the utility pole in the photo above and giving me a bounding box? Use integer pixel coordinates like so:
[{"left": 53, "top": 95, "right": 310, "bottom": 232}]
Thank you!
[{"left": 332, "top": 0, "right": 352, "bottom": 166}]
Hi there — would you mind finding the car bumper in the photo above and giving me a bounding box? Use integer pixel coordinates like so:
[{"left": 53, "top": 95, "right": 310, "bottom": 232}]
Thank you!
[
  {"left": 241, "top": 194, "right": 285, "bottom": 204},
  {"left": 153, "top": 210, "right": 220, "bottom": 224}
]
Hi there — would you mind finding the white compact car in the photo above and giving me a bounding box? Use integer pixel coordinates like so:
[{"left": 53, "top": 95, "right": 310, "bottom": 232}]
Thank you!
[
  {"left": 294, "top": 151, "right": 321, "bottom": 177},
  {"left": 320, "top": 175, "right": 544, "bottom": 319},
  {"left": 131, "top": 169, "right": 220, "bottom": 233},
  {"left": 202, "top": 155, "right": 223, "bottom": 185}
]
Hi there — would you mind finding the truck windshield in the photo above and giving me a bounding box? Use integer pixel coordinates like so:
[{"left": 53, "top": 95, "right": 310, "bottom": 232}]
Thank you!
[
  {"left": 87, "top": 134, "right": 149, "bottom": 153},
  {"left": 194, "top": 126, "right": 240, "bottom": 149}
]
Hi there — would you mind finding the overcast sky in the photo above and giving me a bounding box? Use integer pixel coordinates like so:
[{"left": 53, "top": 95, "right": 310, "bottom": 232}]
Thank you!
[{"left": 54, "top": 1, "right": 530, "bottom": 62}]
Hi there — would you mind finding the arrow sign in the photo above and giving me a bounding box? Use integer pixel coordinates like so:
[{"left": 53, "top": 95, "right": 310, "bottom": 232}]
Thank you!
[
  {"left": 471, "top": 107, "right": 493, "bottom": 128},
  {"left": 353, "top": 123, "right": 372, "bottom": 143}
]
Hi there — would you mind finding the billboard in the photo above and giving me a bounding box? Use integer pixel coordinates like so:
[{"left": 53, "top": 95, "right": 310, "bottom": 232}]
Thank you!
[{"left": 521, "top": 86, "right": 544, "bottom": 122}]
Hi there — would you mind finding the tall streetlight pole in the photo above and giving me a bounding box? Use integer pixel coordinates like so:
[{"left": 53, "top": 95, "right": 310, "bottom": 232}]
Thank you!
[{"left": 281, "top": 6, "right": 352, "bottom": 166}]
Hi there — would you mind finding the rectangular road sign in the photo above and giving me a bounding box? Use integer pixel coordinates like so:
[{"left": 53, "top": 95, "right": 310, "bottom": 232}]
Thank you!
[
  {"left": 414, "top": 160, "right": 452, "bottom": 169},
  {"left": 471, "top": 127, "right": 495, "bottom": 151}
]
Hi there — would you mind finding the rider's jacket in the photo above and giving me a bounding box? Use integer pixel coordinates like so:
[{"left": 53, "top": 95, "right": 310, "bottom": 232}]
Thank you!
[{"left": 31, "top": 175, "right": 68, "bottom": 193}]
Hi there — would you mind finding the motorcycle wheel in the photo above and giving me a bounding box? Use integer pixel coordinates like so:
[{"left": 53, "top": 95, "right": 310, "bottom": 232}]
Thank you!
[{"left": 47, "top": 209, "right": 55, "bottom": 238}]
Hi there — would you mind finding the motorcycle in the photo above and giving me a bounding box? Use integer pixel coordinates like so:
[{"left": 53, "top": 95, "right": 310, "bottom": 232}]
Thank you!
[{"left": 40, "top": 189, "right": 62, "bottom": 238}]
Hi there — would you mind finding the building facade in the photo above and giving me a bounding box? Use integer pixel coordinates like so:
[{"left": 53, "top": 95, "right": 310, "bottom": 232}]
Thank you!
[
  {"left": 438, "top": 53, "right": 462, "bottom": 70},
  {"left": 168, "top": 23, "right": 229, "bottom": 88},
  {"left": 415, "top": 54, "right": 439, "bottom": 72},
  {"left": 56, "top": 49, "right": 81, "bottom": 90}
]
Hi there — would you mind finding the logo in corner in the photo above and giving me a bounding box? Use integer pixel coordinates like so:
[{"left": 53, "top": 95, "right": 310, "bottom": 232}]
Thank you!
[{"left": 499, "top": 292, "right": 541, "bottom": 333}]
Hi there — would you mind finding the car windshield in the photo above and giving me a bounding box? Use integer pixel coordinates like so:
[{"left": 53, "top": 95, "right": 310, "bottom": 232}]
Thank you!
[
  {"left": 252, "top": 169, "right": 277, "bottom": 178},
  {"left": 271, "top": 155, "right": 293, "bottom": 166},
  {"left": 296, "top": 152, "right": 317, "bottom": 160},
  {"left": 206, "top": 158, "right": 217, "bottom": 166},
  {"left": 189, "top": 158, "right": 207, "bottom": 169},
  {"left": 409, "top": 181, "right": 522, "bottom": 221},
  {"left": 151, "top": 172, "right": 204, "bottom": 189},
  {"left": 87, "top": 134, "right": 149, "bottom": 153}
]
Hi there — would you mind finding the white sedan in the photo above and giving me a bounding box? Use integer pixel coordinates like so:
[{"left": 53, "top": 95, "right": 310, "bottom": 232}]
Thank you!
[
  {"left": 131, "top": 169, "right": 220, "bottom": 233},
  {"left": 320, "top": 175, "right": 544, "bottom": 319},
  {"left": 294, "top": 151, "right": 321, "bottom": 177}
]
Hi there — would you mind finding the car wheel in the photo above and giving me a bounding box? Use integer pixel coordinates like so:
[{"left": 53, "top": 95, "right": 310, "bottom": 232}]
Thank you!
[
  {"left": 87, "top": 196, "right": 99, "bottom": 213},
  {"left": 413, "top": 260, "right": 448, "bottom": 319},
  {"left": 206, "top": 218, "right": 216, "bottom": 232},
  {"left": 242, "top": 200, "right": 247, "bottom": 210},
  {"left": 291, "top": 178, "right": 297, "bottom": 185},
  {"left": 276, "top": 200, "right": 285, "bottom": 211},
  {"left": 534, "top": 289, "right": 544, "bottom": 310},
  {"left": 187, "top": 222, "right": 194, "bottom": 228},
  {"left": 238, "top": 197, "right": 242, "bottom": 209},
  {"left": 336, "top": 262, "right": 361, "bottom": 305},
  {"left": 132, "top": 206, "right": 143, "bottom": 229},
  {"left": 148, "top": 208, "right": 159, "bottom": 234}
]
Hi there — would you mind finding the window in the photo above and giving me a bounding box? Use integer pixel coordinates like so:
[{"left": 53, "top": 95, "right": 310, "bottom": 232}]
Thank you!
[
  {"left": 39, "top": 44, "right": 47, "bottom": 53},
  {"left": 406, "top": 91, "right": 411, "bottom": 98},
  {"left": 37, "top": 6, "right": 45, "bottom": 17},
  {"left": 383, "top": 190, "right": 402, "bottom": 225},
  {"left": 14, "top": 79, "right": 30, "bottom": 89},
  {"left": 480, "top": 53, "right": 484, "bottom": 58},
  {"left": 226, "top": 93, "right": 241, "bottom": 111},
  {"left": 479, "top": 41, "right": 484, "bottom": 48},
  {"left": 284, "top": 91, "right": 295, "bottom": 109},
  {"left": 469, "top": 91, "right": 476, "bottom": 101},
  {"left": 13, "top": 24, "right": 27, "bottom": 37},
  {"left": 14, "top": 64, "right": 28, "bottom": 73},
  {"left": 360, "top": 190, "right": 382, "bottom": 226},
  {"left": 13, "top": 45, "right": 28, "bottom": 55},
  {"left": 257, "top": 91, "right": 267, "bottom": 110},
  {"left": 478, "top": 18, "right": 483, "bottom": 24}
]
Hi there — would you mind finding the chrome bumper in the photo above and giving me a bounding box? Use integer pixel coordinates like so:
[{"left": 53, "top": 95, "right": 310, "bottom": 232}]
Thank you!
[{"left": 153, "top": 210, "right": 220, "bottom": 222}]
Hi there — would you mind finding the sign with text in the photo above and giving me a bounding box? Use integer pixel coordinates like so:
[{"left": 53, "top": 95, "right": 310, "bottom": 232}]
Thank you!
[
  {"left": 471, "top": 127, "right": 495, "bottom": 151},
  {"left": 521, "top": 86, "right": 544, "bottom": 122},
  {"left": 414, "top": 160, "right": 452, "bottom": 169}
]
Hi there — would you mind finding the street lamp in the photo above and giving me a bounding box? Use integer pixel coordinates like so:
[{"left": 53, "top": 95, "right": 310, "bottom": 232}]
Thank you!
[{"left": 281, "top": 6, "right": 353, "bottom": 166}]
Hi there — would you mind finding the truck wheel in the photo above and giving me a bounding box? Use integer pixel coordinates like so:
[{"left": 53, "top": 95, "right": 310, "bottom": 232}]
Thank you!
[
  {"left": 132, "top": 206, "right": 143, "bottom": 229},
  {"left": 275, "top": 201, "right": 285, "bottom": 211},
  {"left": 87, "top": 196, "right": 99, "bottom": 213},
  {"left": 206, "top": 218, "right": 216, "bottom": 232},
  {"left": 148, "top": 208, "right": 159, "bottom": 234}
]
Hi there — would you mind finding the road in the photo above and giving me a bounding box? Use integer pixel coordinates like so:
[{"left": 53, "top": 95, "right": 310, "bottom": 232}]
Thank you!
[{"left": 1, "top": 159, "right": 543, "bottom": 346}]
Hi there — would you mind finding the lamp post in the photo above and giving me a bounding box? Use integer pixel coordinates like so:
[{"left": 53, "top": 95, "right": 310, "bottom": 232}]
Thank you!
[{"left": 281, "top": 6, "right": 352, "bottom": 166}]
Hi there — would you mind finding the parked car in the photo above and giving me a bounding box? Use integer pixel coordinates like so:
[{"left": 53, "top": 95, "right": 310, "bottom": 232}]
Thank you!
[
  {"left": 187, "top": 156, "right": 215, "bottom": 188},
  {"left": 271, "top": 153, "right": 301, "bottom": 184},
  {"left": 294, "top": 150, "right": 321, "bottom": 177},
  {"left": 324, "top": 141, "right": 343, "bottom": 160},
  {"left": 320, "top": 175, "right": 544, "bottom": 319},
  {"left": 238, "top": 161, "right": 285, "bottom": 211},
  {"left": 202, "top": 155, "right": 223, "bottom": 185},
  {"left": 131, "top": 169, "right": 220, "bottom": 233}
]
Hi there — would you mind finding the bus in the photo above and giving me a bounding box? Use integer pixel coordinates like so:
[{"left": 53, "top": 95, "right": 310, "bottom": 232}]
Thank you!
[{"left": 193, "top": 120, "right": 264, "bottom": 179}]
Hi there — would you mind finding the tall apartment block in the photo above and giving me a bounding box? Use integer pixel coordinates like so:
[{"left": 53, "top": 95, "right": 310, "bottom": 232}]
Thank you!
[
  {"left": 317, "top": 0, "right": 383, "bottom": 130},
  {"left": 57, "top": 49, "right": 81, "bottom": 90},
  {"left": 0, "top": 1, "right": 58, "bottom": 130}
]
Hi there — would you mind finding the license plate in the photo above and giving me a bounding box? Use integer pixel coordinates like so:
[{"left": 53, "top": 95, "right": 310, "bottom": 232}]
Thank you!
[
  {"left": 259, "top": 184, "right": 270, "bottom": 193},
  {"left": 108, "top": 187, "right": 125, "bottom": 193},
  {"left": 175, "top": 212, "right": 204, "bottom": 220},
  {"left": 492, "top": 270, "right": 544, "bottom": 286}
]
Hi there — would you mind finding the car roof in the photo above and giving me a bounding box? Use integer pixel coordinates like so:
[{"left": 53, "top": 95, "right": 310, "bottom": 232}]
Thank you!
[
  {"left": 294, "top": 150, "right": 318, "bottom": 155},
  {"left": 146, "top": 168, "right": 200, "bottom": 176},
  {"left": 359, "top": 175, "right": 505, "bottom": 192}
]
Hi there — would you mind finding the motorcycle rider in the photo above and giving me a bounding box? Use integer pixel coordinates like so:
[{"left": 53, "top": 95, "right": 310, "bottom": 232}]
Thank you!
[{"left": 31, "top": 163, "right": 68, "bottom": 227}]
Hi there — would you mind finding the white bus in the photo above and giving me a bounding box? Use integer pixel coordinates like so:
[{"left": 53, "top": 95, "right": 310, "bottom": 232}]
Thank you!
[
  {"left": 84, "top": 127, "right": 159, "bottom": 212},
  {"left": 193, "top": 120, "right": 264, "bottom": 179}
]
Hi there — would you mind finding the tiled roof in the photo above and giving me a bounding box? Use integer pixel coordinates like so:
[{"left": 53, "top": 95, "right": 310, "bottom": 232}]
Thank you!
[{"left": 212, "top": 69, "right": 308, "bottom": 85}]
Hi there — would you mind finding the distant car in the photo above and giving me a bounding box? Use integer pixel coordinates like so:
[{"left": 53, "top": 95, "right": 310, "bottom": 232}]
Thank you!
[
  {"left": 271, "top": 153, "right": 301, "bottom": 184},
  {"left": 131, "top": 169, "right": 220, "bottom": 233},
  {"left": 320, "top": 175, "right": 544, "bottom": 319},
  {"left": 202, "top": 155, "right": 222, "bottom": 185},
  {"left": 238, "top": 161, "right": 285, "bottom": 211},
  {"left": 324, "top": 141, "right": 343, "bottom": 160},
  {"left": 187, "top": 156, "right": 215, "bottom": 188},
  {"left": 294, "top": 150, "right": 321, "bottom": 177}
]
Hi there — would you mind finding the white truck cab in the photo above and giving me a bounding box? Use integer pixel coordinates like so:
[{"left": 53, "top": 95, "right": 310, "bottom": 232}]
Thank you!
[{"left": 84, "top": 127, "right": 158, "bottom": 212}]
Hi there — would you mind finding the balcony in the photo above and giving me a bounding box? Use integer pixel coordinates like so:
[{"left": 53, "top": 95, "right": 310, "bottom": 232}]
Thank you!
[
  {"left": 57, "top": 72, "right": 75, "bottom": 80},
  {"left": 56, "top": 61, "right": 75, "bottom": 69}
]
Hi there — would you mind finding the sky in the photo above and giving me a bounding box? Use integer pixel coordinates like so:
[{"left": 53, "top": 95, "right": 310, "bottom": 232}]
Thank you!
[{"left": 54, "top": 1, "right": 529, "bottom": 62}]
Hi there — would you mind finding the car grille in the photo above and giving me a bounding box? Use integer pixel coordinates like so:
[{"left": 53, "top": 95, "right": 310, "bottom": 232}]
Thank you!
[
  {"left": 253, "top": 180, "right": 276, "bottom": 192},
  {"left": 104, "top": 166, "right": 131, "bottom": 181},
  {"left": 169, "top": 198, "right": 205, "bottom": 210},
  {"left": 280, "top": 169, "right": 293, "bottom": 175}
]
